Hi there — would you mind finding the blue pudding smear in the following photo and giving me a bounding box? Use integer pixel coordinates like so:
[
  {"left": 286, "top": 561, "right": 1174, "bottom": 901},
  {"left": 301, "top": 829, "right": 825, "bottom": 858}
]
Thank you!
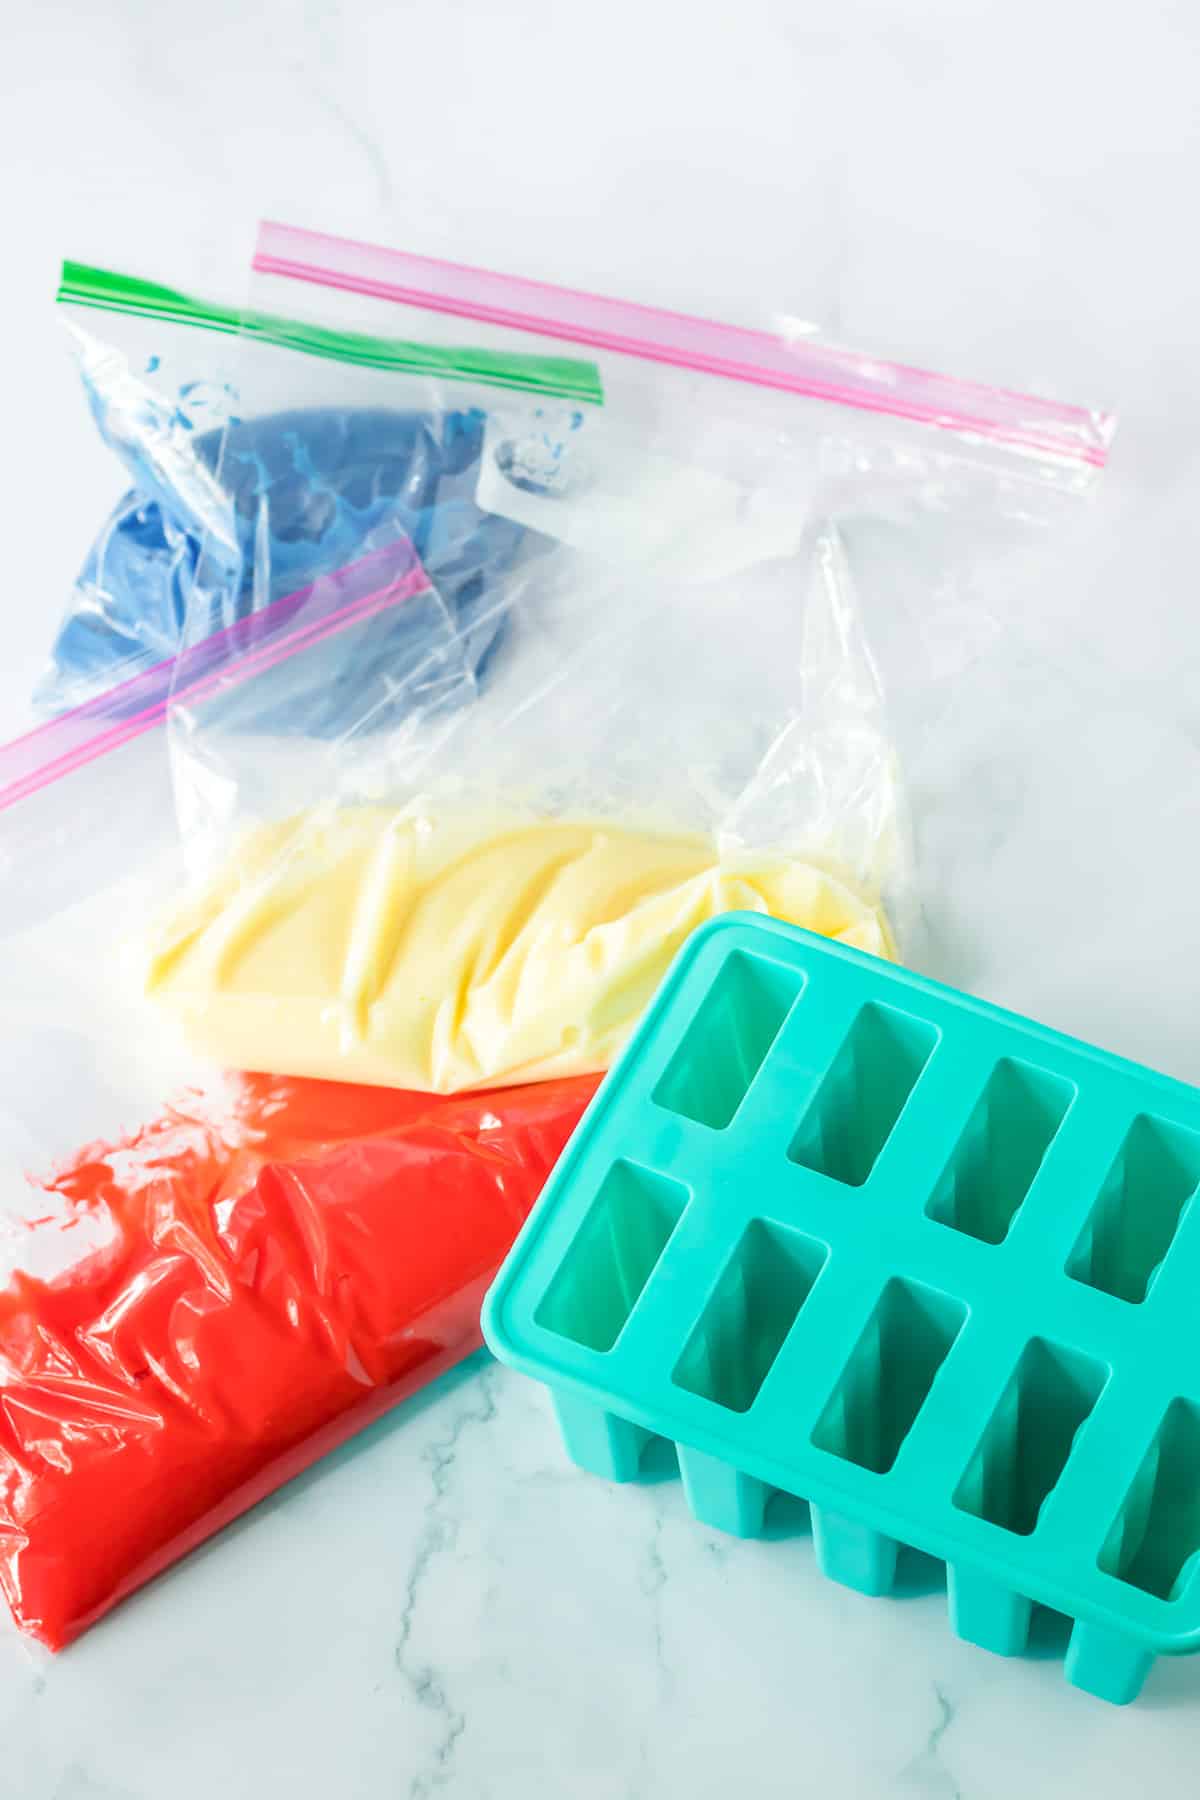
[{"left": 40, "top": 407, "right": 526, "bottom": 733}]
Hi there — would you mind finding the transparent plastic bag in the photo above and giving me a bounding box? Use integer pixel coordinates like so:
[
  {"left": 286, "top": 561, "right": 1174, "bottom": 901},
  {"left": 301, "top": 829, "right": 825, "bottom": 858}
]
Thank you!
[
  {"left": 153, "top": 224, "right": 1113, "bottom": 1098},
  {"left": 0, "top": 586, "right": 596, "bottom": 1650},
  {"left": 0, "top": 1068, "right": 593, "bottom": 1650},
  {"left": 44, "top": 261, "right": 602, "bottom": 723}
]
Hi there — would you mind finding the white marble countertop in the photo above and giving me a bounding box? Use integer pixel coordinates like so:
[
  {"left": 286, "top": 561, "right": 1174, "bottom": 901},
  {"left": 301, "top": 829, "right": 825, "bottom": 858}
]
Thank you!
[{"left": 5, "top": 2, "right": 1200, "bottom": 1793}]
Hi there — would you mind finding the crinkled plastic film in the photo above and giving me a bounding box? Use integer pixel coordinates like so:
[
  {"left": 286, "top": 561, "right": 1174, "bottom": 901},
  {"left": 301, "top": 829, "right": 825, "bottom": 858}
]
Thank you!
[
  {"left": 0, "top": 1069, "right": 595, "bottom": 1650},
  {"left": 155, "top": 224, "right": 1113, "bottom": 1097},
  {"left": 44, "top": 262, "right": 602, "bottom": 720},
  {"left": 0, "top": 572, "right": 595, "bottom": 1649}
]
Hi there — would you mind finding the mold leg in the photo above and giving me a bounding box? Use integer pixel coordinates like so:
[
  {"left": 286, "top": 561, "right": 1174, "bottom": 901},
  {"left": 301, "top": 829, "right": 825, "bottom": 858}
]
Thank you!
[
  {"left": 947, "top": 1566, "right": 1031, "bottom": 1655},
  {"left": 1064, "top": 1621, "right": 1154, "bottom": 1705},
  {"left": 811, "top": 1506, "right": 898, "bottom": 1595},
  {"left": 549, "top": 1387, "right": 650, "bottom": 1481},
  {"left": 677, "top": 1446, "right": 769, "bottom": 1537}
]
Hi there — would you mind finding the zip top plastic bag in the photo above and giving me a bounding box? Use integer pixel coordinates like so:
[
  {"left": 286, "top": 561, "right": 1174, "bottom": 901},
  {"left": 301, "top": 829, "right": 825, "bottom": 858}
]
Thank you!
[
  {"left": 146, "top": 226, "right": 1113, "bottom": 1102},
  {"left": 0, "top": 1067, "right": 595, "bottom": 1651},
  {"left": 42, "top": 261, "right": 604, "bottom": 725},
  {"left": 0, "top": 560, "right": 599, "bottom": 1650},
  {"left": 0, "top": 533, "right": 442, "bottom": 937}
]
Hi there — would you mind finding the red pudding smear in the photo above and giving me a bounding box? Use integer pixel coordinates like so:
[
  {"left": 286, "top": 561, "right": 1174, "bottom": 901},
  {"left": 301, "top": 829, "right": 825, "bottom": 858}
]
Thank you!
[{"left": 0, "top": 1071, "right": 596, "bottom": 1649}]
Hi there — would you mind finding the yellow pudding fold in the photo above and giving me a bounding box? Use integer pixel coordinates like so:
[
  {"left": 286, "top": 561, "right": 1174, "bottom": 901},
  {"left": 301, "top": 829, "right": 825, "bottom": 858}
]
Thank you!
[{"left": 146, "top": 809, "right": 893, "bottom": 1094}]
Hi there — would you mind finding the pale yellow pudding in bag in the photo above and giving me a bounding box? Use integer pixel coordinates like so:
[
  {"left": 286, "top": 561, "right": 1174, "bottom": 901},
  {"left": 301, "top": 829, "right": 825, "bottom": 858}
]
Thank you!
[{"left": 147, "top": 808, "right": 892, "bottom": 1094}]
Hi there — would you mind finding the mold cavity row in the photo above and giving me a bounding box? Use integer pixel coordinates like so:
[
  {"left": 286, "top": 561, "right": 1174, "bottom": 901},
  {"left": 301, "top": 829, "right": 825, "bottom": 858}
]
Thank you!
[
  {"left": 655, "top": 958, "right": 941, "bottom": 1182},
  {"left": 653, "top": 956, "right": 1200, "bottom": 1309},
  {"left": 812, "top": 1316, "right": 1200, "bottom": 1608},
  {"left": 657, "top": 959, "right": 1070, "bottom": 1217},
  {"left": 932, "top": 1092, "right": 1200, "bottom": 1306},
  {"left": 540, "top": 1182, "right": 968, "bottom": 1473},
  {"left": 788, "top": 1022, "right": 1078, "bottom": 1229},
  {"left": 652, "top": 953, "right": 1200, "bottom": 1303},
  {"left": 541, "top": 1235, "right": 962, "bottom": 1481},
  {"left": 796, "top": 1291, "right": 1107, "bottom": 1536},
  {"left": 537, "top": 1185, "right": 1200, "bottom": 1603},
  {"left": 538, "top": 1167, "right": 828, "bottom": 1409}
]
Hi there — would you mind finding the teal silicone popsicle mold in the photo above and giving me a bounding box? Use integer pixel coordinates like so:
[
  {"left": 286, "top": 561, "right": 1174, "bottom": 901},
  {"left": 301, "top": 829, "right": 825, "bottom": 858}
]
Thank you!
[{"left": 482, "top": 913, "right": 1200, "bottom": 1706}]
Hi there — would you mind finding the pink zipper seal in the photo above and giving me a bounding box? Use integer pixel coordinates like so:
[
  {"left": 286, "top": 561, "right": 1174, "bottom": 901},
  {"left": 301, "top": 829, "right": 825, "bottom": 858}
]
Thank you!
[
  {"left": 255, "top": 220, "right": 1114, "bottom": 471},
  {"left": 0, "top": 540, "right": 433, "bottom": 815}
]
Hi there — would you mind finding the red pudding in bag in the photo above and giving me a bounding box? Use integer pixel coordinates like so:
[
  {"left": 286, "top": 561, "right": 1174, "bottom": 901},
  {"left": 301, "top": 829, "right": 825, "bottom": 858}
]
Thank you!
[{"left": 0, "top": 1071, "right": 596, "bottom": 1649}]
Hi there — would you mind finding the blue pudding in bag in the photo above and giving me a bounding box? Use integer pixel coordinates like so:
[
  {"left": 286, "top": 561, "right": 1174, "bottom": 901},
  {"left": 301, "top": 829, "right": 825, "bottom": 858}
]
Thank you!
[{"left": 41, "top": 407, "right": 527, "bottom": 734}]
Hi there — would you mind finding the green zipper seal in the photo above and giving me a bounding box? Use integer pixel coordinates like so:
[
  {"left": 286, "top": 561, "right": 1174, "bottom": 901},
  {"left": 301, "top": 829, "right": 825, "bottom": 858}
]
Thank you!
[{"left": 57, "top": 261, "right": 605, "bottom": 406}]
